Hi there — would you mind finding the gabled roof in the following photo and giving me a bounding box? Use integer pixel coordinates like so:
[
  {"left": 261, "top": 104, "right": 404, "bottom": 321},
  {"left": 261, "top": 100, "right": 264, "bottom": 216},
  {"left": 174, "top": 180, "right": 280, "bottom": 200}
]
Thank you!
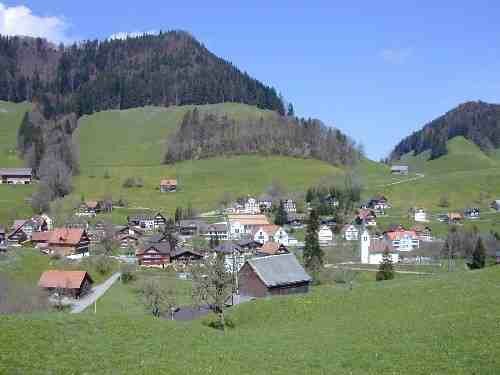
[
  {"left": 160, "top": 179, "right": 177, "bottom": 186},
  {"left": 251, "top": 224, "right": 282, "bottom": 237},
  {"left": 258, "top": 242, "right": 288, "bottom": 255},
  {"left": 215, "top": 241, "right": 241, "bottom": 254},
  {"left": 228, "top": 214, "right": 270, "bottom": 226},
  {"left": 385, "top": 229, "right": 417, "bottom": 241},
  {"left": 38, "top": 270, "right": 92, "bottom": 289},
  {"left": 84, "top": 200, "right": 99, "bottom": 209},
  {"left": 48, "top": 228, "right": 85, "bottom": 246},
  {"left": 136, "top": 242, "right": 172, "bottom": 256},
  {"left": 245, "top": 254, "right": 311, "bottom": 287},
  {"left": 369, "top": 239, "right": 396, "bottom": 253},
  {"left": 31, "top": 231, "right": 52, "bottom": 242},
  {"left": 0, "top": 168, "right": 32, "bottom": 176}
]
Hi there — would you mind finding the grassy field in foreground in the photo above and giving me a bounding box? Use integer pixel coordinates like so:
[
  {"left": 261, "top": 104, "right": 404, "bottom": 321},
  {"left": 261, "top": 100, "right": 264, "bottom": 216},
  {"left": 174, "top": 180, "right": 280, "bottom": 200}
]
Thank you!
[{"left": 0, "top": 266, "right": 499, "bottom": 374}]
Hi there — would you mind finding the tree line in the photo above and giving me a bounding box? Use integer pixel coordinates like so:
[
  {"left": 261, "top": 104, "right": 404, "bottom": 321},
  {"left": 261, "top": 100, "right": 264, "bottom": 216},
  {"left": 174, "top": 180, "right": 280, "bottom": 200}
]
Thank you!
[
  {"left": 164, "top": 109, "right": 360, "bottom": 167},
  {"left": 390, "top": 101, "right": 500, "bottom": 161}
]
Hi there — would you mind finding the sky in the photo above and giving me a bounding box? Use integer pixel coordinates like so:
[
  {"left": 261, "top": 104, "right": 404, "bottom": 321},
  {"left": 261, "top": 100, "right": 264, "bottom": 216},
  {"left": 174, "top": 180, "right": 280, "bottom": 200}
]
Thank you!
[{"left": 1, "top": 1, "right": 500, "bottom": 159}]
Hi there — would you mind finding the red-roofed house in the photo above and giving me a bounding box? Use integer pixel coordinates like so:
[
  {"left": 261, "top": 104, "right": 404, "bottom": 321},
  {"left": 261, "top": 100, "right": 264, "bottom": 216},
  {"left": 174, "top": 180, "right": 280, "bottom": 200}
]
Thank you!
[
  {"left": 384, "top": 226, "right": 419, "bottom": 251},
  {"left": 160, "top": 179, "right": 177, "bottom": 192},
  {"left": 252, "top": 225, "right": 289, "bottom": 246},
  {"left": 360, "top": 229, "right": 399, "bottom": 264},
  {"left": 38, "top": 270, "right": 93, "bottom": 298},
  {"left": 42, "top": 228, "right": 91, "bottom": 256}
]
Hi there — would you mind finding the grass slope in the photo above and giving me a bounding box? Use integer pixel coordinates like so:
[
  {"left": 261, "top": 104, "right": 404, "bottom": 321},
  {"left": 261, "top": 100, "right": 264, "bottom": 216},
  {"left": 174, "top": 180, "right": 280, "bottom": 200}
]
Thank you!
[{"left": 1, "top": 267, "right": 499, "bottom": 374}]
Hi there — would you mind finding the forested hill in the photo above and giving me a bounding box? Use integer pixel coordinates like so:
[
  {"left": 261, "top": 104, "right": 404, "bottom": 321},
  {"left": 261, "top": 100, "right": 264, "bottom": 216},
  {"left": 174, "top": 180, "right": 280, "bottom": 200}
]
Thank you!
[
  {"left": 0, "top": 31, "right": 284, "bottom": 117},
  {"left": 390, "top": 101, "right": 500, "bottom": 160}
]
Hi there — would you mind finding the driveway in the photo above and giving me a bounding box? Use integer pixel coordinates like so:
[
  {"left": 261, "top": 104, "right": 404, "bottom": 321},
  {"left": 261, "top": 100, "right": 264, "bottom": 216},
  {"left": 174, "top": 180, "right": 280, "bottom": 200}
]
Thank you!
[{"left": 70, "top": 272, "right": 121, "bottom": 314}]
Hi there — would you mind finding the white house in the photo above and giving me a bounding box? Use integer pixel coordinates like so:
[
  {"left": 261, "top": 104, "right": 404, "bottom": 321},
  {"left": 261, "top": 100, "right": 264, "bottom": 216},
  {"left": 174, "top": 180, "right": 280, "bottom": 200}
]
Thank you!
[
  {"left": 252, "top": 225, "right": 289, "bottom": 246},
  {"left": 360, "top": 229, "right": 399, "bottom": 265},
  {"left": 318, "top": 225, "right": 334, "bottom": 246},
  {"left": 342, "top": 224, "right": 360, "bottom": 241},
  {"left": 283, "top": 199, "right": 297, "bottom": 213},
  {"left": 414, "top": 208, "right": 428, "bottom": 223},
  {"left": 384, "top": 227, "right": 419, "bottom": 251},
  {"left": 204, "top": 223, "right": 229, "bottom": 241},
  {"left": 243, "top": 197, "right": 260, "bottom": 214},
  {"left": 391, "top": 165, "right": 409, "bottom": 175},
  {"left": 228, "top": 214, "right": 270, "bottom": 240},
  {"left": 0, "top": 168, "right": 32, "bottom": 184},
  {"left": 215, "top": 242, "right": 254, "bottom": 273}
]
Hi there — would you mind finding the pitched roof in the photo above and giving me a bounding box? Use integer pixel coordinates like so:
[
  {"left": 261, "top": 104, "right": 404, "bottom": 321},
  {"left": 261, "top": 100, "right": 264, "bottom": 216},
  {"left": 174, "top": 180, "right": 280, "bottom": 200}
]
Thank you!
[
  {"left": 258, "top": 242, "right": 288, "bottom": 255},
  {"left": 369, "top": 239, "right": 396, "bottom": 253},
  {"left": 251, "top": 224, "right": 281, "bottom": 237},
  {"left": 385, "top": 229, "right": 417, "bottom": 241},
  {"left": 228, "top": 214, "right": 270, "bottom": 226},
  {"left": 38, "top": 270, "right": 92, "bottom": 289},
  {"left": 136, "top": 242, "right": 172, "bottom": 256},
  {"left": 31, "top": 231, "right": 52, "bottom": 242},
  {"left": 160, "top": 179, "right": 177, "bottom": 186},
  {"left": 246, "top": 254, "right": 312, "bottom": 287},
  {"left": 215, "top": 241, "right": 241, "bottom": 254},
  {"left": 48, "top": 228, "right": 85, "bottom": 246},
  {"left": 0, "top": 168, "right": 32, "bottom": 176},
  {"left": 84, "top": 200, "right": 99, "bottom": 209}
]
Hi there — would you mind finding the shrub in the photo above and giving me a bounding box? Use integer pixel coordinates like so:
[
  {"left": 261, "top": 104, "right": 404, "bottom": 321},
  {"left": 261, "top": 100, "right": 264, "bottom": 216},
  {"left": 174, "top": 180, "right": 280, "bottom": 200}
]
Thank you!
[
  {"left": 120, "top": 263, "right": 137, "bottom": 284},
  {"left": 122, "top": 177, "right": 136, "bottom": 188},
  {"left": 93, "top": 255, "right": 113, "bottom": 275}
]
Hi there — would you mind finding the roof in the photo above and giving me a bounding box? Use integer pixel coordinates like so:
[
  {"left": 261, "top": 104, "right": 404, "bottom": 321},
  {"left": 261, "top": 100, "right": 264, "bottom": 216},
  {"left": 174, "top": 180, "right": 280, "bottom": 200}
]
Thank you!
[
  {"left": 48, "top": 228, "right": 85, "bottom": 246},
  {"left": 369, "top": 239, "right": 397, "bottom": 253},
  {"left": 206, "top": 223, "right": 228, "bottom": 232},
  {"left": 84, "top": 200, "right": 99, "bottom": 209},
  {"left": 448, "top": 212, "right": 463, "bottom": 220},
  {"left": 251, "top": 224, "right": 281, "bottom": 237},
  {"left": 228, "top": 214, "right": 270, "bottom": 226},
  {"left": 136, "top": 242, "right": 172, "bottom": 256},
  {"left": 385, "top": 229, "right": 417, "bottom": 241},
  {"left": 258, "top": 242, "right": 288, "bottom": 255},
  {"left": 31, "top": 231, "right": 52, "bottom": 242},
  {"left": 38, "top": 270, "right": 92, "bottom": 289},
  {"left": 160, "top": 179, "right": 177, "bottom": 186},
  {"left": 0, "top": 226, "right": 5, "bottom": 235},
  {"left": 245, "top": 254, "right": 312, "bottom": 287},
  {"left": 390, "top": 165, "right": 408, "bottom": 171},
  {"left": 128, "top": 212, "right": 163, "bottom": 221},
  {"left": 0, "top": 168, "right": 32, "bottom": 176},
  {"left": 215, "top": 242, "right": 241, "bottom": 254}
]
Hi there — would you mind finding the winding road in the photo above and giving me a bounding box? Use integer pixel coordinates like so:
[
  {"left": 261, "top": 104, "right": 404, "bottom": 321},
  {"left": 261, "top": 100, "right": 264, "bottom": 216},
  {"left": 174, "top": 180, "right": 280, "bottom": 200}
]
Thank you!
[{"left": 377, "top": 173, "right": 425, "bottom": 188}]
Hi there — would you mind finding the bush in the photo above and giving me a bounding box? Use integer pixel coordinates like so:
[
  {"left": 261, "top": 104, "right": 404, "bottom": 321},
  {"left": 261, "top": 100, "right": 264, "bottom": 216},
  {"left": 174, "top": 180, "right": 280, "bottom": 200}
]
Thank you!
[
  {"left": 93, "top": 255, "right": 113, "bottom": 275},
  {"left": 122, "top": 177, "right": 136, "bottom": 188}
]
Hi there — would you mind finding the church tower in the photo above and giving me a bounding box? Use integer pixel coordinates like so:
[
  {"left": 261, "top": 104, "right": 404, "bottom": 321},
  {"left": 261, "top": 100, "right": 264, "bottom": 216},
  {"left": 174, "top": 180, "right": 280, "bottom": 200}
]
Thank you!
[{"left": 360, "top": 227, "right": 370, "bottom": 264}]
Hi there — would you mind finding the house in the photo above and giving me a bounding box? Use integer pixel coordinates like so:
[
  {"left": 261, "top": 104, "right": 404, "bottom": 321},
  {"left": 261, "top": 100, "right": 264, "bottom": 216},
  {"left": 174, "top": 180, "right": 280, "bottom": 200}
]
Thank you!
[
  {"left": 177, "top": 219, "right": 203, "bottom": 236},
  {"left": 447, "top": 212, "right": 463, "bottom": 224},
  {"left": 287, "top": 213, "right": 306, "bottom": 228},
  {"left": 160, "top": 179, "right": 177, "bottom": 192},
  {"left": 342, "top": 224, "right": 360, "bottom": 241},
  {"left": 238, "top": 253, "right": 312, "bottom": 298},
  {"left": 464, "top": 208, "right": 480, "bottom": 220},
  {"left": 127, "top": 212, "right": 167, "bottom": 230},
  {"left": 31, "top": 231, "right": 52, "bottom": 249},
  {"left": 38, "top": 270, "right": 93, "bottom": 298},
  {"left": 384, "top": 225, "right": 419, "bottom": 251},
  {"left": 360, "top": 229, "right": 399, "bottom": 265},
  {"left": 203, "top": 223, "right": 230, "bottom": 241},
  {"left": 367, "top": 195, "right": 391, "bottom": 212},
  {"left": 252, "top": 225, "right": 289, "bottom": 246},
  {"left": 114, "top": 226, "right": 144, "bottom": 249},
  {"left": 318, "top": 225, "right": 334, "bottom": 246},
  {"left": 0, "top": 168, "right": 32, "bottom": 184},
  {"left": 6, "top": 221, "right": 31, "bottom": 246},
  {"left": 355, "top": 209, "right": 377, "bottom": 226},
  {"left": 45, "top": 228, "right": 91, "bottom": 257},
  {"left": 414, "top": 208, "right": 428, "bottom": 223},
  {"left": 390, "top": 165, "right": 409, "bottom": 175},
  {"left": 412, "top": 224, "right": 432, "bottom": 242},
  {"left": 215, "top": 242, "right": 255, "bottom": 272},
  {"left": 78, "top": 200, "right": 101, "bottom": 216},
  {"left": 243, "top": 197, "right": 260, "bottom": 214},
  {"left": 283, "top": 199, "right": 297, "bottom": 214},
  {"left": 325, "top": 195, "right": 339, "bottom": 208},
  {"left": 256, "top": 242, "right": 289, "bottom": 256},
  {"left": 136, "top": 242, "right": 201, "bottom": 267},
  {"left": 228, "top": 214, "right": 270, "bottom": 239},
  {"left": 258, "top": 196, "right": 273, "bottom": 212}
]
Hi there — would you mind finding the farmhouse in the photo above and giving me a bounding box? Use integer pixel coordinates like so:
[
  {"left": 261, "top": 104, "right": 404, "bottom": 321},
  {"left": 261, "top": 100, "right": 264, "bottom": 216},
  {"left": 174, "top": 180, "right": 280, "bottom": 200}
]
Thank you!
[
  {"left": 318, "top": 225, "right": 334, "bottom": 246},
  {"left": 342, "top": 224, "right": 360, "bottom": 241},
  {"left": 243, "top": 197, "right": 260, "bottom": 214},
  {"left": 367, "top": 195, "right": 391, "bottom": 212},
  {"left": 177, "top": 219, "right": 203, "bottom": 236},
  {"left": 0, "top": 168, "right": 32, "bottom": 184},
  {"left": 251, "top": 225, "right": 289, "bottom": 246},
  {"left": 38, "top": 270, "right": 93, "bottom": 298},
  {"left": 127, "top": 212, "right": 167, "bottom": 230},
  {"left": 355, "top": 209, "right": 377, "bottom": 226},
  {"left": 360, "top": 229, "right": 399, "bottom": 265},
  {"left": 391, "top": 165, "right": 409, "bottom": 175},
  {"left": 258, "top": 195, "right": 273, "bottom": 212},
  {"left": 447, "top": 212, "right": 463, "bottom": 224},
  {"left": 45, "top": 228, "right": 91, "bottom": 256},
  {"left": 160, "top": 179, "right": 177, "bottom": 192},
  {"left": 114, "top": 226, "right": 144, "bottom": 249},
  {"left": 228, "top": 214, "right": 270, "bottom": 239},
  {"left": 287, "top": 213, "right": 306, "bottom": 228},
  {"left": 136, "top": 242, "right": 201, "bottom": 267},
  {"left": 78, "top": 201, "right": 101, "bottom": 216},
  {"left": 238, "top": 253, "right": 312, "bottom": 298},
  {"left": 6, "top": 220, "right": 34, "bottom": 245}
]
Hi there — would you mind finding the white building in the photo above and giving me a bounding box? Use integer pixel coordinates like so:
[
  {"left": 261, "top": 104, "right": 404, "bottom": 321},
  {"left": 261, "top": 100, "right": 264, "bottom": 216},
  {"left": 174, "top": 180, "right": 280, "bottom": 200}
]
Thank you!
[
  {"left": 384, "top": 227, "right": 420, "bottom": 251},
  {"left": 342, "top": 224, "right": 360, "bottom": 241},
  {"left": 243, "top": 197, "right": 261, "bottom": 214},
  {"left": 360, "top": 229, "right": 399, "bottom": 265},
  {"left": 204, "top": 223, "right": 229, "bottom": 241},
  {"left": 318, "top": 225, "right": 334, "bottom": 246},
  {"left": 252, "top": 225, "right": 289, "bottom": 246},
  {"left": 414, "top": 208, "right": 428, "bottom": 223},
  {"left": 283, "top": 199, "right": 297, "bottom": 213},
  {"left": 0, "top": 168, "right": 32, "bottom": 184},
  {"left": 228, "top": 214, "right": 270, "bottom": 240}
]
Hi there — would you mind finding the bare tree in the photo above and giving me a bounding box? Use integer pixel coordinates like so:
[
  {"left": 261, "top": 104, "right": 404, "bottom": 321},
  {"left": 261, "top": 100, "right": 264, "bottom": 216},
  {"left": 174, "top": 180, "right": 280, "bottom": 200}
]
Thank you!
[
  {"left": 191, "top": 252, "right": 234, "bottom": 329},
  {"left": 139, "top": 278, "right": 176, "bottom": 318}
]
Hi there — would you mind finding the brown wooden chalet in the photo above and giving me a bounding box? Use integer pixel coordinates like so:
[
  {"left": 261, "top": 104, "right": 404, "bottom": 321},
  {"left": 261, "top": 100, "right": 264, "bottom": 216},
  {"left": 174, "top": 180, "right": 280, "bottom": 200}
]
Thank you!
[
  {"left": 136, "top": 242, "right": 202, "bottom": 267},
  {"left": 238, "top": 253, "right": 312, "bottom": 298},
  {"left": 160, "top": 179, "right": 177, "bottom": 192},
  {"left": 36, "top": 228, "right": 91, "bottom": 256},
  {"left": 38, "top": 270, "right": 93, "bottom": 298},
  {"left": 127, "top": 212, "right": 167, "bottom": 230},
  {"left": 113, "top": 225, "right": 144, "bottom": 249}
]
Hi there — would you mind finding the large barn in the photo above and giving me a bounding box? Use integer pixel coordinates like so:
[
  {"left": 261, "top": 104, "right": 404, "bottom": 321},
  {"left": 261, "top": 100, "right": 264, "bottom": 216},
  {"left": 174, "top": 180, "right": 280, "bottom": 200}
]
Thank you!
[{"left": 238, "top": 253, "right": 312, "bottom": 298}]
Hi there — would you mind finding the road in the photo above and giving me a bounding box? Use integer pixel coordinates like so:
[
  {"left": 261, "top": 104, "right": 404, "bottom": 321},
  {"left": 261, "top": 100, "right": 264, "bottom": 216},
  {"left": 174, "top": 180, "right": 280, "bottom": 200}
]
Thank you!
[
  {"left": 378, "top": 173, "right": 425, "bottom": 187},
  {"left": 70, "top": 272, "right": 121, "bottom": 314},
  {"left": 325, "top": 264, "right": 433, "bottom": 275}
]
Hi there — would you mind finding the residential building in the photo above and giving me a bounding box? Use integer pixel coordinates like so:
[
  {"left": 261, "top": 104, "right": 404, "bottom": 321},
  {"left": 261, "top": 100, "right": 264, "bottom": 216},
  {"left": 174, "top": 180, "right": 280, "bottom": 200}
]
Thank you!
[
  {"left": 318, "top": 225, "right": 334, "bottom": 246},
  {"left": 238, "top": 253, "right": 312, "bottom": 298},
  {"left": 160, "top": 179, "right": 177, "bottom": 192},
  {"left": 251, "top": 225, "right": 289, "bottom": 245},
  {"left": 243, "top": 197, "right": 260, "bottom": 214},
  {"left": 45, "top": 228, "right": 91, "bottom": 256},
  {"left": 214, "top": 242, "right": 255, "bottom": 273},
  {"left": 342, "top": 224, "right": 360, "bottom": 241},
  {"left": 447, "top": 212, "right": 463, "bottom": 224},
  {"left": 228, "top": 214, "right": 270, "bottom": 239},
  {"left": 203, "top": 223, "right": 229, "bottom": 241},
  {"left": 283, "top": 199, "right": 297, "bottom": 213},
  {"left": 127, "top": 212, "right": 167, "bottom": 230},
  {"left": 412, "top": 225, "right": 432, "bottom": 242},
  {"left": 38, "top": 270, "right": 93, "bottom": 298},
  {"left": 256, "top": 242, "right": 289, "bottom": 256},
  {"left": 464, "top": 208, "right": 480, "bottom": 220},
  {"left": 136, "top": 242, "right": 201, "bottom": 267},
  {"left": 114, "top": 226, "right": 144, "bottom": 249},
  {"left": 414, "top": 208, "right": 428, "bottom": 223},
  {"left": 0, "top": 168, "right": 32, "bottom": 184},
  {"left": 390, "top": 165, "right": 409, "bottom": 175},
  {"left": 384, "top": 226, "right": 419, "bottom": 251}
]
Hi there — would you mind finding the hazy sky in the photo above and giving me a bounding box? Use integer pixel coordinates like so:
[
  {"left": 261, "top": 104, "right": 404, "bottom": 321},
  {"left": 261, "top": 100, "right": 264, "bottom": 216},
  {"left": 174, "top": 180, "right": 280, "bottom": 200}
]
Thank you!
[{"left": 2, "top": 1, "right": 500, "bottom": 159}]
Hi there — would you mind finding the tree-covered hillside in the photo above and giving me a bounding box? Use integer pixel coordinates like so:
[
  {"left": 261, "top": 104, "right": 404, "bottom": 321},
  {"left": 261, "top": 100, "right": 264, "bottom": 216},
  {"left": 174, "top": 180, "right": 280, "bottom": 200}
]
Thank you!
[
  {"left": 390, "top": 101, "right": 500, "bottom": 160},
  {"left": 0, "top": 31, "right": 284, "bottom": 118}
]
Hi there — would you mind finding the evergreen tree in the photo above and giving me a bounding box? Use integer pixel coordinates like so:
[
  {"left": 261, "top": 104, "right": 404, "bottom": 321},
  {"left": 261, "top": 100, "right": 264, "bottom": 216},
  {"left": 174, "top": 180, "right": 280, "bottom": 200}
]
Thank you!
[
  {"left": 174, "top": 207, "right": 183, "bottom": 224},
  {"left": 470, "top": 237, "right": 486, "bottom": 269},
  {"left": 274, "top": 200, "right": 288, "bottom": 226},
  {"left": 303, "top": 209, "right": 323, "bottom": 280},
  {"left": 376, "top": 249, "right": 395, "bottom": 281}
]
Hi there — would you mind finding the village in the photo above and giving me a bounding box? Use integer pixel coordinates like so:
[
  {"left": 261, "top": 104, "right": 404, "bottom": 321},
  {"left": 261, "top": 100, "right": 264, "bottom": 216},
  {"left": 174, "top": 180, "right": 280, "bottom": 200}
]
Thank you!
[{"left": 2, "top": 166, "right": 499, "bottom": 318}]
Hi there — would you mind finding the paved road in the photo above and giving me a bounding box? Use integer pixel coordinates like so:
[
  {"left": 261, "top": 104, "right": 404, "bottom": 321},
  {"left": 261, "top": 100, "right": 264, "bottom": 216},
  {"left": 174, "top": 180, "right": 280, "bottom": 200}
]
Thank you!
[
  {"left": 378, "top": 173, "right": 425, "bottom": 188},
  {"left": 70, "top": 272, "right": 121, "bottom": 314},
  {"left": 325, "top": 264, "right": 432, "bottom": 275}
]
